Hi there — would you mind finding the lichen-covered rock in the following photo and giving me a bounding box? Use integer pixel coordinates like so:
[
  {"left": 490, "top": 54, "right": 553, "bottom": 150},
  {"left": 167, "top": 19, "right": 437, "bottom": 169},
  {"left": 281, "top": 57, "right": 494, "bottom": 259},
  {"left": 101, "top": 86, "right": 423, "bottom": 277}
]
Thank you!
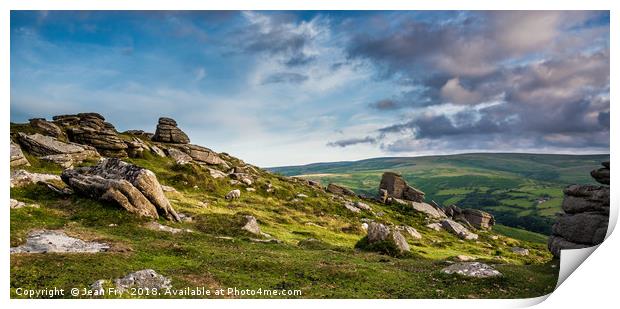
[
  {"left": 10, "top": 199, "right": 40, "bottom": 209},
  {"left": 172, "top": 144, "right": 226, "bottom": 165},
  {"left": 61, "top": 158, "right": 180, "bottom": 221},
  {"left": 511, "top": 247, "right": 529, "bottom": 256},
  {"left": 166, "top": 148, "right": 193, "bottom": 165},
  {"left": 441, "top": 219, "right": 478, "bottom": 240},
  {"left": 326, "top": 183, "right": 356, "bottom": 196},
  {"left": 10, "top": 169, "right": 62, "bottom": 188},
  {"left": 29, "top": 118, "right": 64, "bottom": 138},
  {"left": 441, "top": 262, "right": 502, "bottom": 278},
  {"left": 152, "top": 117, "right": 190, "bottom": 144},
  {"left": 10, "top": 141, "right": 30, "bottom": 167},
  {"left": 365, "top": 222, "right": 410, "bottom": 254},
  {"left": 10, "top": 230, "right": 109, "bottom": 253},
  {"left": 17, "top": 133, "right": 100, "bottom": 165},
  {"left": 399, "top": 225, "right": 422, "bottom": 239},
  {"left": 241, "top": 215, "right": 261, "bottom": 235},
  {"left": 53, "top": 113, "right": 128, "bottom": 157},
  {"left": 91, "top": 269, "right": 172, "bottom": 294},
  {"left": 343, "top": 201, "right": 361, "bottom": 213},
  {"left": 379, "top": 172, "right": 424, "bottom": 202}
]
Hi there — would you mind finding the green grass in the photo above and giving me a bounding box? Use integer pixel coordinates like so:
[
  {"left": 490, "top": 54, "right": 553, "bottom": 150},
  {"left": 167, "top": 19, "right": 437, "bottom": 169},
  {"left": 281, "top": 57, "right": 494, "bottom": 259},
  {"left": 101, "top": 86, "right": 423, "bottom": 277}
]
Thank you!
[
  {"left": 10, "top": 125, "right": 560, "bottom": 298},
  {"left": 11, "top": 154, "right": 559, "bottom": 298}
]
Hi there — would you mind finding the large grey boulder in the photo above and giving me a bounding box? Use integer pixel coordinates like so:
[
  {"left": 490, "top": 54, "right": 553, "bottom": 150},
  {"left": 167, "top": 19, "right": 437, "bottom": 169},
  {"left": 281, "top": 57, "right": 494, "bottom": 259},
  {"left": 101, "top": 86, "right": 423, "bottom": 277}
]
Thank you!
[
  {"left": 379, "top": 172, "right": 424, "bottom": 202},
  {"left": 10, "top": 141, "right": 30, "bottom": 167},
  {"left": 61, "top": 158, "right": 180, "bottom": 221},
  {"left": 152, "top": 117, "right": 190, "bottom": 144},
  {"left": 366, "top": 222, "right": 410, "bottom": 253},
  {"left": 552, "top": 212, "right": 608, "bottom": 245},
  {"left": 441, "top": 262, "right": 502, "bottom": 278},
  {"left": 17, "top": 132, "right": 100, "bottom": 168},
  {"left": 441, "top": 219, "right": 478, "bottom": 240},
  {"left": 410, "top": 201, "right": 447, "bottom": 219},
  {"left": 53, "top": 113, "right": 128, "bottom": 157},
  {"left": 166, "top": 148, "right": 193, "bottom": 165},
  {"left": 174, "top": 144, "right": 226, "bottom": 165},
  {"left": 10, "top": 230, "right": 109, "bottom": 254}
]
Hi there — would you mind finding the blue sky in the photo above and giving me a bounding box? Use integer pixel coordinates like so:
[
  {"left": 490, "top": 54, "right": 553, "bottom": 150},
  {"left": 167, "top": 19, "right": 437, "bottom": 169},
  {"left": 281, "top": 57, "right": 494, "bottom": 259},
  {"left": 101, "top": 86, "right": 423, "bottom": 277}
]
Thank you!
[{"left": 11, "top": 11, "right": 610, "bottom": 167}]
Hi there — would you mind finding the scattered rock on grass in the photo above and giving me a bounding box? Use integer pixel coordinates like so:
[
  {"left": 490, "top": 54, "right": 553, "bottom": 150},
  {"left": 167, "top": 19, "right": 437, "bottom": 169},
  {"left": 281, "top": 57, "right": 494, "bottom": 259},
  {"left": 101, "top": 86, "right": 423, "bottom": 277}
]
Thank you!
[
  {"left": 344, "top": 201, "right": 361, "bottom": 213},
  {"left": 10, "top": 199, "right": 40, "bottom": 209},
  {"left": 91, "top": 269, "right": 172, "bottom": 294},
  {"left": 10, "top": 230, "right": 109, "bottom": 254},
  {"left": 10, "top": 141, "right": 30, "bottom": 167},
  {"left": 144, "top": 221, "right": 191, "bottom": 234},
  {"left": 441, "top": 262, "right": 502, "bottom": 278},
  {"left": 241, "top": 215, "right": 261, "bottom": 235},
  {"left": 441, "top": 219, "right": 478, "bottom": 240},
  {"left": 511, "top": 247, "right": 529, "bottom": 256}
]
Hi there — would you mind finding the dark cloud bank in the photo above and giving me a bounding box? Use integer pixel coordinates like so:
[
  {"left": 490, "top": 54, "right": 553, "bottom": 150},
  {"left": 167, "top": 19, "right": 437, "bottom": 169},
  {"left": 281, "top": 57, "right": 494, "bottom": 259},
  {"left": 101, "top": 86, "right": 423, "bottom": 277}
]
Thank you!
[{"left": 329, "top": 11, "right": 610, "bottom": 153}]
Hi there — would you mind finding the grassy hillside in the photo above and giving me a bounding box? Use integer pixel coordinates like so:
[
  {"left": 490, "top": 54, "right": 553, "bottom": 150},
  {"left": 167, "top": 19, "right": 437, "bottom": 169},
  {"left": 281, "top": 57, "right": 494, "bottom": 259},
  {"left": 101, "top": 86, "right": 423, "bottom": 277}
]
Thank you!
[
  {"left": 270, "top": 153, "right": 609, "bottom": 235},
  {"left": 11, "top": 123, "right": 560, "bottom": 298}
]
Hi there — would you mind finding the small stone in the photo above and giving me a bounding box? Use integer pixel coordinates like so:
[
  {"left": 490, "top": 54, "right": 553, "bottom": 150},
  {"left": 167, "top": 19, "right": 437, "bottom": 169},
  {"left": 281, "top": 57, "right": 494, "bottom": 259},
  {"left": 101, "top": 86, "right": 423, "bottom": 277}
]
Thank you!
[{"left": 511, "top": 247, "right": 530, "bottom": 256}]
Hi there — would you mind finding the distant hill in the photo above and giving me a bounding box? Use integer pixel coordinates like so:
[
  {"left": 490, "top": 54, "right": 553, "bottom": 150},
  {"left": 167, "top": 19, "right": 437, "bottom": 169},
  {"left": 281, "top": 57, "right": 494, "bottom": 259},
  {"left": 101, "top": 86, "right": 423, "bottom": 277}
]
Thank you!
[{"left": 270, "top": 153, "right": 609, "bottom": 235}]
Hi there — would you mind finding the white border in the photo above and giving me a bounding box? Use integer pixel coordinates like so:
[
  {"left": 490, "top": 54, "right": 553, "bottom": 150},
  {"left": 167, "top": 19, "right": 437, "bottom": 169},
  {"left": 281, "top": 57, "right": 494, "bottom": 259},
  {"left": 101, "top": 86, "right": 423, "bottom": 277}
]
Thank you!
[{"left": 2, "top": 1, "right": 617, "bottom": 308}]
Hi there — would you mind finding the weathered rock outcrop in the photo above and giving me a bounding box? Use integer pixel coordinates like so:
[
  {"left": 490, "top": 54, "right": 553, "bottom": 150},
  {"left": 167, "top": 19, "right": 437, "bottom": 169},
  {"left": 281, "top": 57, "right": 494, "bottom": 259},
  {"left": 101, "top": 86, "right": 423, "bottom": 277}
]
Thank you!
[
  {"left": 53, "top": 113, "right": 128, "bottom": 157},
  {"left": 61, "top": 158, "right": 180, "bottom": 221},
  {"left": 29, "top": 118, "right": 64, "bottom": 138},
  {"left": 444, "top": 204, "right": 495, "bottom": 230},
  {"left": 165, "top": 144, "right": 227, "bottom": 166},
  {"left": 17, "top": 132, "right": 100, "bottom": 168},
  {"left": 365, "top": 222, "right": 410, "bottom": 254},
  {"left": 326, "top": 183, "right": 356, "bottom": 196},
  {"left": 152, "top": 117, "right": 190, "bottom": 144},
  {"left": 10, "top": 141, "right": 30, "bottom": 167},
  {"left": 379, "top": 172, "right": 424, "bottom": 202},
  {"left": 548, "top": 161, "right": 610, "bottom": 258}
]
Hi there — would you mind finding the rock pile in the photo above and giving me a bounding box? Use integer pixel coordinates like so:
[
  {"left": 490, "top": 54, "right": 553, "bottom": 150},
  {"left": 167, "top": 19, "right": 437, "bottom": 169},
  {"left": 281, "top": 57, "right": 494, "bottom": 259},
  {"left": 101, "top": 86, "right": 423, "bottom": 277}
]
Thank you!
[
  {"left": 53, "top": 113, "right": 128, "bottom": 157},
  {"left": 61, "top": 158, "right": 180, "bottom": 221},
  {"left": 152, "top": 117, "right": 190, "bottom": 144},
  {"left": 548, "top": 161, "right": 610, "bottom": 258}
]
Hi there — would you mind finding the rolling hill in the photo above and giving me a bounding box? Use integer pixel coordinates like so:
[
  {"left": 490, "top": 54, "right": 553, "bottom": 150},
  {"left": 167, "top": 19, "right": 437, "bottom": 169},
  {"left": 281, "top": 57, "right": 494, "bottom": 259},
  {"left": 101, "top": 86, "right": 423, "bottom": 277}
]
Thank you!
[{"left": 269, "top": 153, "right": 609, "bottom": 235}]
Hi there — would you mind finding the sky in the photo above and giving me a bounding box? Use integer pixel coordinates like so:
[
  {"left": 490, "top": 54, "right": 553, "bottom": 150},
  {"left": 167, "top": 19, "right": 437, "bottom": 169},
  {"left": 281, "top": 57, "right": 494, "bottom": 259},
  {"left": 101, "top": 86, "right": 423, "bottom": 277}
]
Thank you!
[{"left": 10, "top": 11, "right": 610, "bottom": 167}]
